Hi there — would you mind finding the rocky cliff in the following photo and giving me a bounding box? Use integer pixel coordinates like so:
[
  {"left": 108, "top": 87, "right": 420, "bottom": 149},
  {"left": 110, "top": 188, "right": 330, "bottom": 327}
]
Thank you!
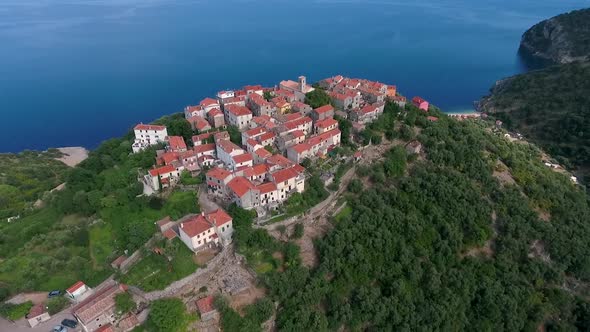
[{"left": 519, "top": 8, "right": 590, "bottom": 65}]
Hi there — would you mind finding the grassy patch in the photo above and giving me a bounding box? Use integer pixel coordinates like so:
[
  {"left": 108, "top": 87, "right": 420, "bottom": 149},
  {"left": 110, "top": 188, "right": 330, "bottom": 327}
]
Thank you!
[
  {"left": 0, "top": 301, "right": 33, "bottom": 320},
  {"left": 333, "top": 205, "right": 352, "bottom": 222},
  {"left": 255, "top": 262, "right": 274, "bottom": 274},
  {"left": 89, "top": 223, "right": 116, "bottom": 267},
  {"left": 120, "top": 239, "right": 198, "bottom": 291}
]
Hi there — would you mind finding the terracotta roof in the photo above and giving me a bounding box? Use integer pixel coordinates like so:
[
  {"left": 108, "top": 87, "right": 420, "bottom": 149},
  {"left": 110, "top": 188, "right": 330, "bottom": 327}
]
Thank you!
[
  {"left": 196, "top": 296, "right": 216, "bottom": 315},
  {"left": 209, "top": 108, "right": 223, "bottom": 117},
  {"left": 271, "top": 167, "right": 300, "bottom": 183},
  {"left": 192, "top": 133, "right": 212, "bottom": 144},
  {"left": 257, "top": 182, "right": 277, "bottom": 194},
  {"left": 412, "top": 96, "right": 427, "bottom": 104},
  {"left": 95, "top": 324, "right": 114, "bottom": 332},
  {"left": 315, "top": 118, "right": 338, "bottom": 128},
  {"left": 67, "top": 281, "right": 87, "bottom": 294},
  {"left": 427, "top": 116, "right": 439, "bottom": 122},
  {"left": 255, "top": 148, "right": 272, "bottom": 158},
  {"left": 163, "top": 228, "right": 177, "bottom": 240},
  {"left": 292, "top": 164, "right": 306, "bottom": 174},
  {"left": 200, "top": 97, "right": 219, "bottom": 107},
  {"left": 227, "top": 176, "right": 255, "bottom": 197},
  {"left": 214, "top": 131, "right": 230, "bottom": 142},
  {"left": 314, "top": 105, "right": 334, "bottom": 114},
  {"left": 185, "top": 105, "right": 202, "bottom": 114},
  {"left": 207, "top": 209, "right": 232, "bottom": 227},
  {"left": 258, "top": 131, "right": 276, "bottom": 142},
  {"left": 307, "top": 129, "right": 341, "bottom": 147},
  {"left": 245, "top": 127, "right": 267, "bottom": 138},
  {"left": 266, "top": 154, "right": 293, "bottom": 168},
  {"left": 194, "top": 143, "right": 216, "bottom": 154},
  {"left": 206, "top": 168, "right": 232, "bottom": 181},
  {"left": 28, "top": 303, "right": 46, "bottom": 318},
  {"left": 290, "top": 143, "right": 311, "bottom": 154},
  {"left": 72, "top": 281, "right": 126, "bottom": 324},
  {"left": 217, "top": 139, "right": 243, "bottom": 154},
  {"left": 243, "top": 164, "right": 269, "bottom": 178},
  {"left": 118, "top": 314, "right": 139, "bottom": 330},
  {"left": 160, "top": 152, "right": 179, "bottom": 165},
  {"left": 187, "top": 116, "right": 211, "bottom": 131},
  {"left": 226, "top": 104, "right": 252, "bottom": 117},
  {"left": 233, "top": 153, "right": 253, "bottom": 164},
  {"left": 291, "top": 129, "right": 305, "bottom": 138},
  {"left": 180, "top": 215, "right": 213, "bottom": 237},
  {"left": 135, "top": 124, "right": 166, "bottom": 131},
  {"left": 361, "top": 104, "right": 379, "bottom": 114},
  {"left": 149, "top": 165, "right": 176, "bottom": 177},
  {"left": 392, "top": 95, "right": 406, "bottom": 102}
]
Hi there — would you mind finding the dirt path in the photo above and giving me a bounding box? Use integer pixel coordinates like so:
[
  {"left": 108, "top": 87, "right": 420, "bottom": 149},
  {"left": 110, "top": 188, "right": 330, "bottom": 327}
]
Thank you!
[
  {"left": 55, "top": 147, "right": 89, "bottom": 167},
  {"left": 198, "top": 184, "right": 220, "bottom": 211}
]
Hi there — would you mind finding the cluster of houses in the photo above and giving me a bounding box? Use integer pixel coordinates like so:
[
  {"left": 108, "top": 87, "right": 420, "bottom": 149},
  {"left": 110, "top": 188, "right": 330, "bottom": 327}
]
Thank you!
[{"left": 131, "top": 74, "right": 430, "bottom": 211}]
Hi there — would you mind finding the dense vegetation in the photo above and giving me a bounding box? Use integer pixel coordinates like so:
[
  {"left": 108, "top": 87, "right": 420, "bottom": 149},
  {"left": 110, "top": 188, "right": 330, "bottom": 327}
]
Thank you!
[
  {"left": 480, "top": 61, "right": 590, "bottom": 184},
  {"left": 0, "top": 115, "right": 199, "bottom": 296},
  {"left": 305, "top": 88, "right": 332, "bottom": 109},
  {"left": 146, "top": 298, "right": 193, "bottom": 332},
  {"left": 0, "top": 149, "right": 69, "bottom": 219},
  {"left": 229, "top": 102, "right": 590, "bottom": 330},
  {"left": 520, "top": 8, "right": 590, "bottom": 64}
]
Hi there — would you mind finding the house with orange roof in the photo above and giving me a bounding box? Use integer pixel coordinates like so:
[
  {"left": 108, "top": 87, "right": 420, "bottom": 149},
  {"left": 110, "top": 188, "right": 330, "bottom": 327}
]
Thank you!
[
  {"left": 358, "top": 86, "right": 386, "bottom": 104},
  {"left": 167, "top": 136, "right": 187, "bottom": 153},
  {"left": 314, "top": 118, "right": 339, "bottom": 134},
  {"left": 258, "top": 131, "right": 277, "bottom": 147},
  {"left": 241, "top": 127, "right": 267, "bottom": 146},
  {"left": 192, "top": 133, "right": 213, "bottom": 146},
  {"left": 207, "top": 108, "right": 226, "bottom": 128},
  {"left": 279, "top": 116, "right": 313, "bottom": 136},
  {"left": 386, "top": 85, "right": 397, "bottom": 98},
  {"left": 239, "top": 164, "right": 269, "bottom": 183},
  {"left": 178, "top": 209, "right": 233, "bottom": 251},
  {"left": 27, "top": 303, "right": 50, "bottom": 327},
  {"left": 206, "top": 167, "right": 234, "bottom": 196},
  {"left": 187, "top": 115, "right": 211, "bottom": 132},
  {"left": 249, "top": 115, "right": 276, "bottom": 130},
  {"left": 257, "top": 182, "right": 278, "bottom": 206},
  {"left": 194, "top": 143, "right": 216, "bottom": 159},
  {"left": 132, "top": 124, "right": 168, "bottom": 153},
  {"left": 226, "top": 176, "right": 259, "bottom": 209},
  {"left": 277, "top": 129, "right": 306, "bottom": 151},
  {"left": 72, "top": 280, "right": 128, "bottom": 332},
  {"left": 184, "top": 105, "right": 205, "bottom": 118},
  {"left": 391, "top": 95, "right": 407, "bottom": 107},
  {"left": 274, "top": 89, "right": 298, "bottom": 103},
  {"left": 279, "top": 76, "right": 314, "bottom": 102},
  {"left": 225, "top": 104, "right": 253, "bottom": 130},
  {"left": 265, "top": 154, "right": 294, "bottom": 172},
  {"left": 217, "top": 90, "right": 235, "bottom": 101},
  {"left": 271, "top": 96, "right": 291, "bottom": 114},
  {"left": 270, "top": 167, "right": 305, "bottom": 200},
  {"left": 319, "top": 75, "right": 345, "bottom": 90},
  {"left": 252, "top": 148, "right": 272, "bottom": 164},
  {"left": 221, "top": 96, "right": 247, "bottom": 109},
  {"left": 200, "top": 97, "right": 220, "bottom": 112},
  {"left": 350, "top": 103, "right": 385, "bottom": 124},
  {"left": 311, "top": 105, "right": 335, "bottom": 122},
  {"left": 179, "top": 149, "right": 199, "bottom": 172},
  {"left": 216, "top": 139, "right": 246, "bottom": 167},
  {"left": 247, "top": 93, "right": 275, "bottom": 117},
  {"left": 147, "top": 165, "right": 180, "bottom": 191},
  {"left": 197, "top": 295, "right": 218, "bottom": 321},
  {"left": 412, "top": 96, "right": 429, "bottom": 111},
  {"left": 231, "top": 153, "right": 253, "bottom": 170},
  {"left": 287, "top": 129, "right": 341, "bottom": 163}
]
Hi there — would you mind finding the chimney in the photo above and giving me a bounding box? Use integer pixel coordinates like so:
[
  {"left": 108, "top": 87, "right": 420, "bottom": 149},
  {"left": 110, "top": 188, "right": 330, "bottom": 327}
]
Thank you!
[{"left": 201, "top": 212, "right": 205, "bottom": 217}]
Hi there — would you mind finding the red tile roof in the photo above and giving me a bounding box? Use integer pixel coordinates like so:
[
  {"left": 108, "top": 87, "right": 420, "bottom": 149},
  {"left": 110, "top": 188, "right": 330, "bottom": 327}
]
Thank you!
[
  {"left": 135, "top": 124, "right": 166, "bottom": 131},
  {"left": 243, "top": 164, "right": 269, "bottom": 178},
  {"left": 258, "top": 131, "right": 276, "bottom": 142},
  {"left": 315, "top": 118, "right": 338, "bottom": 128},
  {"left": 72, "top": 281, "right": 126, "bottom": 324},
  {"left": 160, "top": 152, "right": 179, "bottom": 165},
  {"left": 180, "top": 215, "right": 212, "bottom": 237},
  {"left": 149, "top": 165, "right": 176, "bottom": 177},
  {"left": 266, "top": 154, "right": 293, "bottom": 168},
  {"left": 271, "top": 167, "right": 300, "bottom": 183},
  {"left": 200, "top": 97, "right": 219, "bottom": 107},
  {"left": 217, "top": 139, "right": 243, "bottom": 154},
  {"left": 254, "top": 148, "right": 272, "bottom": 159},
  {"left": 163, "top": 228, "right": 177, "bottom": 240},
  {"left": 194, "top": 143, "right": 216, "bottom": 154},
  {"left": 28, "top": 303, "right": 46, "bottom": 318},
  {"left": 292, "top": 164, "right": 305, "bottom": 174},
  {"left": 67, "top": 281, "right": 87, "bottom": 294},
  {"left": 245, "top": 127, "right": 267, "bottom": 138},
  {"left": 412, "top": 96, "right": 427, "bottom": 104},
  {"left": 257, "top": 182, "right": 277, "bottom": 194},
  {"left": 314, "top": 105, "right": 334, "bottom": 114},
  {"left": 361, "top": 104, "right": 379, "bottom": 114},
  {"left": 209, "top": 108, "right": 223, "bottom": 117},
  {"left": 168, "top": 136, "right": 187, "bottom": 150},
  {"left": 206, "top": 167, "right": 232, "bottom": 181},
  {"left": 192, "top": 133, "right": 212, "bottom": 144},
  {"left": 196, "top": 296, "right": 216, "bottom": 315},
  {"left": 427, "top": 116, "right": 439, "bottom": 122},
  {"left": 227, "top": 176, "right": 255, "bottom": 197},
  {"left": 95, "top": 324, "right": 114, "bottom": 332},
  {"left": 290, "top": 143, "right": 311, "bottom": 154},
  {"left": 207, "top": 209, "right": 232, "bottom": 227},
  {"left": 290, "top": 129, "right": 305, "bottom": 138},
  {"left": 233, "top": 153, "right": 253, "bottom": 164},
  {"left": 111, "top": 255, "right": 127, "bottom": 268},
  {"left": 226, "top": 104, "right": 252, "bottom": 117}
]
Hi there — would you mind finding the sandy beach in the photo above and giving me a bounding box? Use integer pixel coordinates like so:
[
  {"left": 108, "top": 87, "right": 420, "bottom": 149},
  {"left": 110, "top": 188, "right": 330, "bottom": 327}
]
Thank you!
[{"left": 55, "top": 147, "right": 89, "bottom": 167}]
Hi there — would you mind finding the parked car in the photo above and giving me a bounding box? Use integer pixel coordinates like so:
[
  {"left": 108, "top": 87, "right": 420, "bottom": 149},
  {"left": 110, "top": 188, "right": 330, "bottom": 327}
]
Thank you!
[
  {"left": 61, "top": 319, "right": 78, "bottom": 328},
  {"left": 48, "top": 290, "right": 61, "bottom": 298},
  {"left": 52, "top": 326, "right": 67, "bottom": 332}
]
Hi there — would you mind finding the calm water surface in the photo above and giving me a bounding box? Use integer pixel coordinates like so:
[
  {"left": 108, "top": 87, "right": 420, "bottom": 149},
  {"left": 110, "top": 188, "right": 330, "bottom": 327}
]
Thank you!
[{"left": 0, "top": 0, "right": 588, "bottom": 152}]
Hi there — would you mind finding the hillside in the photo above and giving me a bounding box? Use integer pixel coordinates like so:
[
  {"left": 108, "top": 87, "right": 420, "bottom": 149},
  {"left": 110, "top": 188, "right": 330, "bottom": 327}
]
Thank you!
[
  {"left": 479, "top": 61, "right": 590, "bottom": 183},
  {"left": 519, "top": 8, "right": 590, "bottom": 65},
  {"left": 218, "top": 103, "right": 590, "bottom": 331}
]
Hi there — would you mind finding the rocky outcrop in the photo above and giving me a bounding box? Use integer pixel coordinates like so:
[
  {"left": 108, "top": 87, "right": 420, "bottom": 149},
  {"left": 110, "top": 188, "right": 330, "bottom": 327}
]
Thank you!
[{"left": 519, "top": 8, "right": 590, "bottom": 65}]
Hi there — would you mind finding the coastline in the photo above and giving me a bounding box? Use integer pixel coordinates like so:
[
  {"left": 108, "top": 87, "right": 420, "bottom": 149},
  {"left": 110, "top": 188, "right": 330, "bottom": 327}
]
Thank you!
[{"left": 54, "top": 146, "right": 89, "bottom": 167}]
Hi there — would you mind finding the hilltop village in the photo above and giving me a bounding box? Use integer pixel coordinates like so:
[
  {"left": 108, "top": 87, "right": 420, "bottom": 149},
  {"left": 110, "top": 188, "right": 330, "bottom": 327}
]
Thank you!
[{"left": 4, "top": 75, "right": 440, "bottom": 332}]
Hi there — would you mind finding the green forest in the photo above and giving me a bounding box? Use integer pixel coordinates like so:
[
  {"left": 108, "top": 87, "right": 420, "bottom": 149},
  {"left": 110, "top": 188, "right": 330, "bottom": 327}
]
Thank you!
[
  {"left": 481, "top": 61, "right": 590, "bottom": 183},
  {"left": 228, "top": 102, "right": 590, "bottom": 331}
]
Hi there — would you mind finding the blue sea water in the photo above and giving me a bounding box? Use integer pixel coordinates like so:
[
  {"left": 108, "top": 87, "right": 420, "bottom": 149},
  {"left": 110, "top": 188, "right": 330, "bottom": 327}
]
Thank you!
[{"left": 0, "top": 0, "right": 588, "bottom": 152}]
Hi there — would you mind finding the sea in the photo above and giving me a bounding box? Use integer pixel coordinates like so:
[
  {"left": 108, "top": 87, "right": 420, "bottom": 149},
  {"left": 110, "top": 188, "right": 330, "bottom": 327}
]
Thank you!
[{"left": 0, "top": 0, "right": 588, "bottom": 152}]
